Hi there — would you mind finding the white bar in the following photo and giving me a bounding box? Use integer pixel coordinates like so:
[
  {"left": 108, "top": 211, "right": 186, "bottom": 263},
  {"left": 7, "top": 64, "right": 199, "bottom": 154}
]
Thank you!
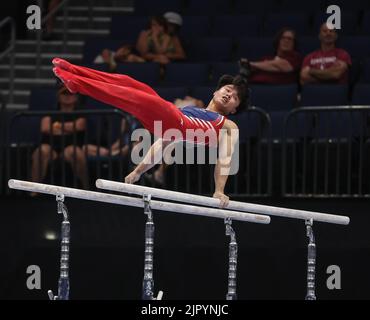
[
  {"left": 96, "top": 179, "right": 350, "bottom": 226},
  {"left": 8, "top": 180, "right": 270, "bottom": 224}
]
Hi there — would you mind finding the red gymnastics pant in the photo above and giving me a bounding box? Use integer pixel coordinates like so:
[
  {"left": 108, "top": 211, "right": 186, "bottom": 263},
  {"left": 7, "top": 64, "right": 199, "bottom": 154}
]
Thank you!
[{"left": 52, "top": 60, "right": 185, "bottom": 135}]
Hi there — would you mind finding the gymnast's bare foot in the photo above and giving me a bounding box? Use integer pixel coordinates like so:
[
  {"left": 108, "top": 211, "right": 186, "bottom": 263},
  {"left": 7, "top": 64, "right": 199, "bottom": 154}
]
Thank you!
[
  {"left": 52, "top": 57, "right": 72, "bottom": 72},
  {"left": 53, "top": 67, "right": 77, "bottom": 93}
]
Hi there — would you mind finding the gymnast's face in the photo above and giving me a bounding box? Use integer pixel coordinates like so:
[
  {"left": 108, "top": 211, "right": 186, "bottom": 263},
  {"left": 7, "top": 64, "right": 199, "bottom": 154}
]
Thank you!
[{"left": 213, "top": 85, "right": 240, "bottom": 115}]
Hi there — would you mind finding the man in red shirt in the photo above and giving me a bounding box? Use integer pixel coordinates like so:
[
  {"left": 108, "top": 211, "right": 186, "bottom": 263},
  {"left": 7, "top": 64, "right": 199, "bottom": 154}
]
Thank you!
[
  {"left": 300, "top": 23, "right": 352, "bottom": 85},
  {"left": 240, "top": 28, "right": 302, "bottom": 84}
]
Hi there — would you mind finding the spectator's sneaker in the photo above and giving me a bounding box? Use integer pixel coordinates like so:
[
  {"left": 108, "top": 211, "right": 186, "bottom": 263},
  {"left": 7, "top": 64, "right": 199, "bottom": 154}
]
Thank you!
[
  {"left": 52, "top": 67, "right": 77, "bottom": 93},
  {"left": 52, "top": 58, "right": 72, "bottom": 72}
]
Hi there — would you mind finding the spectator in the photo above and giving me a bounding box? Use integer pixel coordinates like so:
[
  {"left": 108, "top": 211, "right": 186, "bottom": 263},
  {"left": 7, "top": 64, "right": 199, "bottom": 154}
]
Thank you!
[
  {"left": 136, "top": 15, "right": 186, "bottom": 65},
  {"left": 300, "top": 23, "right": 352, "bottom": 85},
  {"left": 94, "top": 44, "right": 145, "bottom": 72},
  {"left": 31, "top": 85, "right": 88, "bottom": 193},
  {"left": 83, "top": 117, "right": 130, "bottom": 158},
  {"left": 239, "top": 28, "right": 302, "bottom": 84}
]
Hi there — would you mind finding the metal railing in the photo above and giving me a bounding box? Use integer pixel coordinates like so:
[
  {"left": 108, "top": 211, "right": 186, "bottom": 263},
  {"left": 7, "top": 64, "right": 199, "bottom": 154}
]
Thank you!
[
  {"left": 0, "top": 17, "right": 16, "bottom": 104},
  {"left": 5, "top": 109, "right": 132, "bottom": 195},
  {"left": 282, "top": 106, "right": 370, "bottom": 198},
  {"left": 168, "top": 107, "right": 273, "bottom": 198}
]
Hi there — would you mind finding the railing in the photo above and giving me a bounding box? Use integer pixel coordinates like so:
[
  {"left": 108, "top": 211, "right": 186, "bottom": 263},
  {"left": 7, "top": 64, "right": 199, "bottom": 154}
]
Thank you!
[
  {"left": 282, "top": 106, "right": 370, "bottom": 198},
  {"left": 0, "top": 92, "right": 6, "bottom": 194},
  {"left": 0, "top": 17, "right": 16, "bottom": 104},
  {"left": 5, "top": 109, "right": 132, "bottom": 195},
  {"left": 168, "top": 107, "right": 272, "bottom": 198}
]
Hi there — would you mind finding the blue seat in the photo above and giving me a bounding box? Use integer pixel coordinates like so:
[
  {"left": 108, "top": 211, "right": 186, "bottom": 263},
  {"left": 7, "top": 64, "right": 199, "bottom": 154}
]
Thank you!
[
  {"left": 210, "top": 62, "right": 239, "bottom": 85},
  {"left": 211, "top": 15, "right": 260, "bottom": 37},
  {"left": 263, "top": 13, "right": 311, "bottom": 36},
  {"left": 301, "top": 85, "right": 349, "bottom": 107},
  {"left": 337, "top": 36, "right": 370, "bottom": 61},
  {"left": 278, "top": 0, "right": 326, "bottom": 13},
  {"left": 361, "top": 11, "right": 370, "bottom": 35},
  {"left": 163, "top": 63, "right": 209, "bottom": 86},
  {"left": 180, "top": 16, "right": 210, "bottom": 40},
  {"left": 299, "top": 37, "right": 320, "bottom": 56},
  {"left": 228, "top": 111, "right": 268, "bottom": 142},
  {"left": 186, "top": 37, "right": 233, "bottom": 62},
  {"left": 29, "top": 88, "right": 58, "bottom": 110},
  {"left": 110, "top": 15, "right": 148, "bottom": 41},
  {"left": 352, "top": 84, "right": 370, "bottom": 104},
  {"left": 134, "top": 0, "right": 183, "bottom": 14},
  {"left": 312, "top": 12, "right": 359, "bottom": 36},
  {"left": 83, "top": 38, "right": 127, "bottom": 64},
  {"left": 249, "top": 85, "right": 298, "bottom": 111},
  {"left": 154, "top": 87, "right": 188, "bottom": 103},
  {"left": 189, "top": 86, "right": 214, "bottom": 106},
  {"left": 115, "top": 63, "right": 161, "bottom": 86},
  {"left": 234, "top": 0, "right": 279, "bottom": 14},
  {"left": 236, "top": 37, "right": 274, "bottom": 61},
  {"left": 269, "top": 111, "right": 289, "bottom": 139},
  {"left": 9, "top": 116, "right": 41, "bottom": 144},
  {"left": 184, "top": 0, "right": 231, "bottom": 14}
]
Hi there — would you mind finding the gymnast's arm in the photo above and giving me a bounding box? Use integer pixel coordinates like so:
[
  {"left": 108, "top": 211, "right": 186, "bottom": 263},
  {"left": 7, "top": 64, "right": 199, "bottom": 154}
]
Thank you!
[
  {"left": 213, "top": 119, "right": 239, "bottom": 208},
  {"left": 125, "top": 138, "right": 173, "bottom": 184}
]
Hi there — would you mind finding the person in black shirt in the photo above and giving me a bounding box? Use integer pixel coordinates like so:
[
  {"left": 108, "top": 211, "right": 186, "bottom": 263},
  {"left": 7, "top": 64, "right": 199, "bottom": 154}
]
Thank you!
[{"left": 31, "top": 85, "right": 88, "bottom": 191}]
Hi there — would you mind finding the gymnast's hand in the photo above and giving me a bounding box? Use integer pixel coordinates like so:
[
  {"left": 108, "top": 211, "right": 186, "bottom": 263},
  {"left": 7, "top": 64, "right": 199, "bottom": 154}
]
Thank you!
[
  {"left": 125, "top": 170, "right": 141, "bottom": 184},
  {"left": 213, "top": 191, "right": 230, "bottom": 208}
]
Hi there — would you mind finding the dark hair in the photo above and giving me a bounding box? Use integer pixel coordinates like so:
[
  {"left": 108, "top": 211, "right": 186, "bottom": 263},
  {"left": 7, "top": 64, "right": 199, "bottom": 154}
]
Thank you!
[
  {"left": 149, "top": 15, "right": 168, "bottom": 33},
  {"left": 273, "top": 28, "right": 298, "bottom": 54},
  {"left": 216, "top": 74, "right": 249, "bottom": 114}
]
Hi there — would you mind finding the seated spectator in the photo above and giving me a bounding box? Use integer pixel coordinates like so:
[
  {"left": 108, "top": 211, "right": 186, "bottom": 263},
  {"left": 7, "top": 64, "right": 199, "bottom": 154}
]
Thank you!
[
  {"left": 94, "top": 44, "right": 145, "bottom": 72},
  {"left": 239, "top": 28, "right": 302, "bottom": 84},
  {"left": 83, "top": 117, "right": 130, "bottom": 158},
  {"left": 31, "top": 85, "right": 88, "bottom": 193},
  {"left": 136, "top": 15, "right": 186, "bottom": 65},
  {"left": 300, "top": 23, "right": 352, "bottom": 85}
]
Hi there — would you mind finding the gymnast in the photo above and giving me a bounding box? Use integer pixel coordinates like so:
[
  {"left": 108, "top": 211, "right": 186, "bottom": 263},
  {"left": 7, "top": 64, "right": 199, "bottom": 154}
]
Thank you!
[{"left": 52, "top": 58, "right": 249, "bottom": 207}]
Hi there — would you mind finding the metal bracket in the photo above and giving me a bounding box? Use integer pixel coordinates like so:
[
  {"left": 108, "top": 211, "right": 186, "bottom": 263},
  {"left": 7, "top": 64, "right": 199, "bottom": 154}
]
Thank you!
[
  {"left": 142, "top": 194, "right": 163, "bottom": 300},
  {"left": 305, "top": 218, "right": 316, "bottom": 300},
  {"left": 48, "top": 193, "right": 70, "bottom": 300},
  {"left": 225, "top": 217, "right": 238, "bottom": 300}
]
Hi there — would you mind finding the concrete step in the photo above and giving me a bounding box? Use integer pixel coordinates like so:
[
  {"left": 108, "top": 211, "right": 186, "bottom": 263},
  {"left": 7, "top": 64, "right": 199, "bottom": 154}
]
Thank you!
[
  {"left": 0, "top": 78, "right": 57, "bottom": 90},
  {"left": 3, "top": 103, "right": 28, "bottom": 111},
  {"left": 66, "top": 6, "right": 133, "bottom": 17},
  {"left": 14, "top": 40, "right": 84, "bottom": 54},
  {"left": 52, "top": 28, "right": 110, "bottom": 41},
  {"left": 55, "top": 16, "right": 112, "bottom": 30},
  {"left": 2, "top": 52, "right": 83, "bottom": 65},
  {"left": 0, "top": 65, "right": 53, "bottom": 78},
  {"left": 70, "top": 0, "right": 132, "bottom": 6},
  {"left": 0, "top": 90, "right": 30, "bottom": 105}
]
